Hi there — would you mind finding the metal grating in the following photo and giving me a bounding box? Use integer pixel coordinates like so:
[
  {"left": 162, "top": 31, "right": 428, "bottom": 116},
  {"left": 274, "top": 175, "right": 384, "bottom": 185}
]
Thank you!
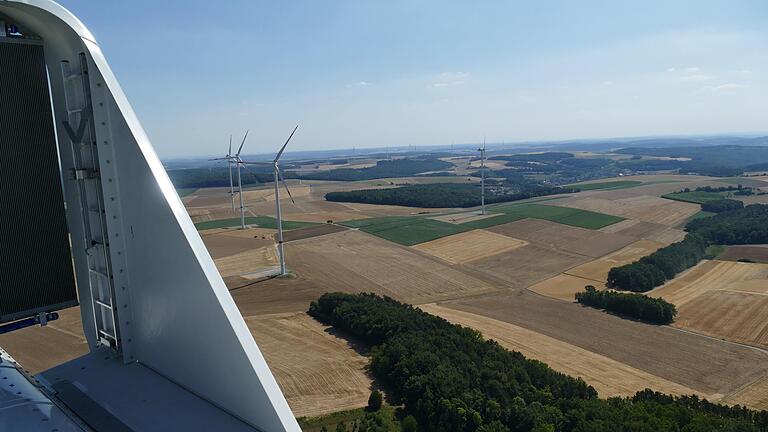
[{"left": 0, "top": 41, "right": 78, "bottom": 323}]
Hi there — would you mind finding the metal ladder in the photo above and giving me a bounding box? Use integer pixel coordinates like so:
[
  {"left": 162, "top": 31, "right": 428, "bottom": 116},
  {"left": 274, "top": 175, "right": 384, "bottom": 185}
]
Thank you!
[{"left": 61, "top": 54, "right": 120, "bottom": 352}]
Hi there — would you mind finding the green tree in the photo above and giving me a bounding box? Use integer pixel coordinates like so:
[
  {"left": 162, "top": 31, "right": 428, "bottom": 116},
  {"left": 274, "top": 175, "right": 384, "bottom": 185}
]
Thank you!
[
  {"left": 401, "top": 415, "right": 418, "bottom": 432},
  {"left": 368, "top": 390, "right": 383, "bottom": 411}
]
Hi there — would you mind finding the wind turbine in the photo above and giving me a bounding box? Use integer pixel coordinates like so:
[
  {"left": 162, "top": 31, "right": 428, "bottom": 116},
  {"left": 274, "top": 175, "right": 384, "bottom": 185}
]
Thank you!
[
  {"left": 242, "top": 125, "right": 299, "bottom": 275},
  {"left": 234, "top": 131, "right": 249, "bottom": 229},
  {"left": 478, "top": 137, "right": 486, "bottom": 215},
  {"left": 208, "top": 134, "right": 238, "bottom": 212}
]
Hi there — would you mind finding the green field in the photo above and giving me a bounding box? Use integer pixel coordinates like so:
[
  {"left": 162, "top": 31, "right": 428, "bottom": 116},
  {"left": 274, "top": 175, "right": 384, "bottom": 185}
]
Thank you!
[
  {"left": 662, "top": 191, "right": 725, "bottom": 204},
  {"left": 489, "top": 203, "right": 625, "bottom": 229},
  {"left": 175, "top": 188, "right": 198, "bottom": 197},
  {"left": 341, "top": 203, "right": 623, "bottom": 245},
  {"left": 715, "top": 177, "right": 754, "bottom": 185},
  {"left": 340, "top": 216, "right": 471, "bottom": 246},
  {"left": 705, "top": 244, "right": 727, "bottom": 259},
  {"left": 567, "top": 180, "right": 643, "bottom": 190},
  {"left": 195, "top": 216, "right": 318, "bottom": 231}
]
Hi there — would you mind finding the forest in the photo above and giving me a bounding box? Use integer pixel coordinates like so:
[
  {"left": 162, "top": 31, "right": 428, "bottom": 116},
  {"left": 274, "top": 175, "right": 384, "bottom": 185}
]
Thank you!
[
  {"left": 309, "top": 292, "right": 768, "bottom": 432},
  {"left": 167, "top": 158, "right": 453, "bottom": 188},
  {"left": 609, "top": 204, "right": 768, "bottom": 292},
  {"left": 325, "top": 183, "right": 571, "bottom": 208},
  {"left": 575, "top": 286, "right": 677, "bottom": 324},
  {"left": 701, "top": 199, "right": 744, "bottom": 213}
]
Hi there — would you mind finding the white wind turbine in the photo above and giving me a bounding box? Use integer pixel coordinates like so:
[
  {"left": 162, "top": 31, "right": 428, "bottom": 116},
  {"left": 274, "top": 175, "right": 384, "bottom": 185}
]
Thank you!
[
  {"left": 242, "top": 125, "right": 299, "bottom": 275},
  {"left": 209, "top": 135, "right": 235, "bottom": 212},
  {"left": 478, "top": 137, "right": 486, "bottom": 215}
]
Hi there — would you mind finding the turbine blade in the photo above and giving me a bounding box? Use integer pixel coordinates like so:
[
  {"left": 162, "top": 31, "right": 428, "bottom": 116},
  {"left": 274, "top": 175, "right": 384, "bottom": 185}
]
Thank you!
[
  {"left": 274, "top": 125, "right": 299, "bottom": 163},
  {"left": 278, "top": 168, "right": 296, "bottom": 205},
  {"left": 237, "top": 130, "right": 249, "bottom": 157},
  {"left": 229, "top": 134, "right": 232, "bottom": 156}
]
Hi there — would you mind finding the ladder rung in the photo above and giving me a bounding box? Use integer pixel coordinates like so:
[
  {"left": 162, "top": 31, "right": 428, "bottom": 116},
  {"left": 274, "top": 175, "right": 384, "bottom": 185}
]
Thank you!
[
  {"left": 67, "top": 107, "right": 85, "bottom": 115},
  {"left": 88, "top": 268, "right": 110, "bottom": 280},
  {"left": 63, "top": 73, "right": 81, "bottom": 82},
  {"left": 94, "top": 299, "right": 113, "bottom": 310},
  {"left": 98, "top": 330, "right": 116, "bottom": 341}
]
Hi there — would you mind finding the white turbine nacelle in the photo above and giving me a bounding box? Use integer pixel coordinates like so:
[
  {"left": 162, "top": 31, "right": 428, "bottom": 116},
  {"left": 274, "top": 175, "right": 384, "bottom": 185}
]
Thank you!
[{"left": 0, "top": 1, "right": 299, "bottom": 431}]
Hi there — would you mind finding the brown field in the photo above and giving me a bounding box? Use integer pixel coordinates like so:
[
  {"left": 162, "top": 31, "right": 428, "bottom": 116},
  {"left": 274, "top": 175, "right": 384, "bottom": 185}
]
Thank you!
[
  {"left": 528, "top": 274, "right": 598, "bottom": 301},
  {"left": 420, "top": 304, "right": 705, "bottom": 399},
  {"left": 466, "top": 243, "right": 588, "bottom": 289},
  {"left": 487, "top": 219, "right": 636, "bottom": 258},
  {"left": 413, "top": 229, "right": 528, "bottom": 264},
  {"left": 246, "top": 312, "right": 372, "bottom": 417},
  {"left": 233, "top": 230, "right": 500, "bottom": 316},
  {"left": 598, "top": 219, "right": 685, "bottom": 243},
  {"left": 565, "top": 239, "right": 666, "bottom": 283},
  {"left": 651, "top": 260, "right": 768, "bottom": 348},
  {"left": 722, "top": 374, "right": 768, "bottom": 411},
  {"left": 560, "top": 195, "right": 700, "bottom": 226},
  {"left": 0, "top": 308, "right": 88, "bottom": 374},
  {"left": 440, "top": 290, "right": 768, "bottom": 399},
  {"left": 718, "top": 245, "right": 768, "bottom": 263},
  {"left": 281, "top": 224, "right": 348, "bottom": 242},
  {"left": 214, "top": 246, "right": 279, "bottom": 278},
  {"left": 202, "top": 229, "right": 275, "bottom": 259}
]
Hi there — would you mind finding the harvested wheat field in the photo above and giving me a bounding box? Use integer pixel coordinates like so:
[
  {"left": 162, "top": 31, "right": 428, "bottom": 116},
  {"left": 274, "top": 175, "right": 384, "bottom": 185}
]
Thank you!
[
  {"left": 466, "top": 243, "right": 589, "bottom": 289},
  {"left": 487, "top": 219, "right": 635, "bottom": 258},
  {"left": 0, "top": 307, "right": 88, "bottom": 374},
  {"left": 566, "top": 239, "right": 666, "bottom": 283},
  {"left": 246, "top": 312, "right": 372, "bottom": 417},
  {"left": 651, "top": 260, "right": 768, "bottom": 348},
  {"left": 561, "top": 195, "right": 700, "bottom": 226},
  {"left": 718, "top": 245, "right": 768, "bottom": 263},
  {"left": 281, "top": 224, "right": 348, "bottom": 242},
  {"left": 214, "top": 246, "right": 279, "bottom": 278},
  {"left": 722, "top": 374, "right": 768, "bottom": 411},
  {"left": 441, "top": 290, "right": 768, "bottom": 399},
  {"left": 413, "top": 229, "right": 528, "bottom": 264},
  {"left": 420, "top": 304, "right": 706, "bottom": 399},
  {"left": 528, "top": 274, "right": 599, "bottom": 301},
  {"left": 233, "top": 230, "right": 499, "bottom": 316},
  {"left": 202, "top": 229, "right": 276, "bottom": 259}
]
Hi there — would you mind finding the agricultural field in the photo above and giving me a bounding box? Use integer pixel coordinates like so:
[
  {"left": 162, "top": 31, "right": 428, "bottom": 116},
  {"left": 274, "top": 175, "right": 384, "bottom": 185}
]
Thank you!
[
  {"left": 413, "top": 229, "right": 528, "bottom": 264},
  {"left": 566, "top": 180, "right": 643, "bottom": 190},
  {"left": 232, "top": 230, "right": 501, "bottom": 315},
  {"left": 195, "top": 215, "right": 318, "bottom": 231},
  {"left": 245, "top": 312, "right": 372, "bottom": 417},
  {"left": 718, "top": 245, "right": 768, "bottom": 263},
  {"left": 651, "top": 260, "right": 768, "bottom": 349},
  {"left": 340, "top": 216, "right": 471, "bottom": 246},
  {"left": 487, "top": 218, "right": 635, "bottom": 258},
  {"left": 437, "top": 290, "right": 768, "bottom": 403},
  {"left": 559, "top": 195, "right": 700, "bottom": 226},
  {"left": 420, "top": 304, "right": 705, "bottom": 399}
]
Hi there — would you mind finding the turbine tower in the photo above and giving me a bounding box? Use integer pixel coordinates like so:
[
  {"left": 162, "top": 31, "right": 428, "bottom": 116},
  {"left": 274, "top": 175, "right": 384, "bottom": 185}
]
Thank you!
[
  {"left": 243, "top": 125, "right": 299, "bottom": 276},
  {"left": 234, "top": 130, "right": 249, "bottom": 229},
  {"left": 478, "top": 137, "right": 486, "bottom": 215}
]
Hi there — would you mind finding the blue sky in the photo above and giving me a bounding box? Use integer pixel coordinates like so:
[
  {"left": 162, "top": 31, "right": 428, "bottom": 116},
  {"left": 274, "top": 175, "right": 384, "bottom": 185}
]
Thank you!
[{"left": 58, "top": 1, "right": 768, "bottom": 157}]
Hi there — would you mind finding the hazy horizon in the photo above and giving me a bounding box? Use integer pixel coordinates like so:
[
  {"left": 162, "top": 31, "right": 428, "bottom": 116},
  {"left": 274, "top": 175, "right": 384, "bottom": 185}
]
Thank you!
[{"left": 57, "top": 0, "right": 768, "bottom": 158}]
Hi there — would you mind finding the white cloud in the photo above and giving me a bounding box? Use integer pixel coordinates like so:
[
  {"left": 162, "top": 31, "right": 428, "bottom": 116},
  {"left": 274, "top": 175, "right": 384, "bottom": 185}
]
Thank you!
[
  {"left": 602, "top": 80, "right": 614, "bottom": 86},
  {"left": 685, "top": 66, "right": 701, "bottom": 72},
  {"left": 433, "top": 71, "right": 469, "bottom": 87},
  {"left": 666, "top": 67, "right": 676, "bottom": 72},
  {"left": 708, "top": 83, "right": 748, "bottom": 91},
  {"left": 680, "top": 74, "right": 715, "bottom": 82}
]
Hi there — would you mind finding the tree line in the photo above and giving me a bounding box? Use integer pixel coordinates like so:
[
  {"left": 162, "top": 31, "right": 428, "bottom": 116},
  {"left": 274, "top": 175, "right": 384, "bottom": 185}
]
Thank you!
[
  {"left": 309, "top": 292, "right": 768, "bottom": 432},
  {"left": 608, "top": 204, "right": 768, "bottom": 292},
  {"left": 325, "top": 183, "right": 571, "bottom": 208},
  {"left": 575, "top": 286, "right": 677, "bottom": 324}
]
